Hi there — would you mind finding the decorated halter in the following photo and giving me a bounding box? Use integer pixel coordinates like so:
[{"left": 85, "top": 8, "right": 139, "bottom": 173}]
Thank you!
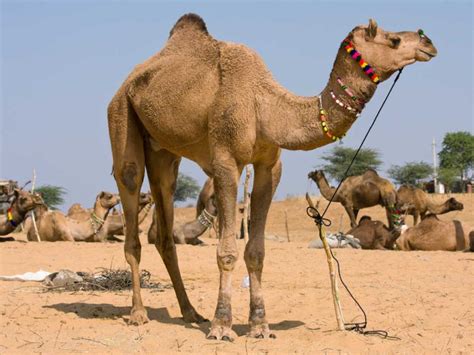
[
  {"left": 342, "top": 38, "right": 380, "bottom": 84},
  {"left": 7, "top": 207, "right": 18, "bottom": 227},
  {"left": 318, "top": 95, "right": 345, "bottom": 141}
]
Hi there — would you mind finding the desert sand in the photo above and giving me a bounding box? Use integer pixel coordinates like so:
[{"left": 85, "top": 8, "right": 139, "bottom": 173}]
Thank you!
[{"left": 0, "top": 194, "right": 473, "bottom": 353}]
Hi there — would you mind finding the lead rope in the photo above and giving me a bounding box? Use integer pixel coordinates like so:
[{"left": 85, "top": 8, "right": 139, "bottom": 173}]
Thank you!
[{"left": 308, "top": 68, "right": 404, "bottom": 340}]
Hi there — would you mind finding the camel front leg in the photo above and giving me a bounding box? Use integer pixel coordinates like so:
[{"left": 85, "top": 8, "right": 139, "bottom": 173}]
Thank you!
[
  {"left": 245, "top": 159, "right": 281, "bottom": 339},
  {"left": 344, "top": 205, "right": 358, "bottom": 228},
  {"left": 208, "top": 156, "right": 240, "bottom": 341}
]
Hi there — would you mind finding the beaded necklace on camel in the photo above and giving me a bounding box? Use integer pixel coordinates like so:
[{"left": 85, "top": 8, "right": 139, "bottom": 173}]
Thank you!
[{"left": 318, "top": 39, "right": 380, "bottom": 141}]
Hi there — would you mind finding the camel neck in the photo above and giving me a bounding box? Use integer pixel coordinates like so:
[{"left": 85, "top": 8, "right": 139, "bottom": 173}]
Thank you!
[
  {"left": 259, "top": 44, "right": 378, "bottom": 150},
  {"left": 92, "top": 200, "right": 110, "bottom": 221},
  {"left": 426, "top": 199, "right": 449, "bottom": 214},
  {"left": 314, "top": 174, "right": 338, "bottom": 201}
]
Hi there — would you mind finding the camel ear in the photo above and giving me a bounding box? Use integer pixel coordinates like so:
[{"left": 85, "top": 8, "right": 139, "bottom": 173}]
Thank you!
[
  {"left": 99, "top": 191, "right": 105, "bottom": 198},
  {"left": 366, "top": 18, "right": 378, "bottom": 39}
]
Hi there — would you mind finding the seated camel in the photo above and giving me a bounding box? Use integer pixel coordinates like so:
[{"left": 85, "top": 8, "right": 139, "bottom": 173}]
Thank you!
[
  {"left": 309, "top": 169, "right": 399, "bottom": 228},
  {"left": 396, "top": 185, "right": 463, "bottom": 225},
  {"left": 26, "top": 192, "right": 120, "bottom": 242},
  {"left": 346, "top": 216, "right": 400, "bottom": 250},
  {"left": 396, "top": 214, "right": 473, "bottom": 251},
  {"left": 148, "top": 188, "right": 217, "bottom": 245},
  {"left": 0, "top": 189, "right": 44, "bottom": 237}
]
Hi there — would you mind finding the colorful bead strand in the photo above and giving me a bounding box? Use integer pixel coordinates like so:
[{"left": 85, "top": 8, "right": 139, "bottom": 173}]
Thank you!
[
  {"left": 342, "top": 39, "right": 380, "bottom": 84},
  {"left": 329, "top": 91, "right": 360, "bottom": 116},
  {"left": 318, "top": 96, "right": 345, "bottom": 142},
  {"left": 336, "top": 77, "right": 365, "bottom": 107}
]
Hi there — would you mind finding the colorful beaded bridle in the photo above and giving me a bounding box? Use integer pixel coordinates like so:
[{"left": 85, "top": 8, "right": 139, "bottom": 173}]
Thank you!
[{"left": 7, "top": 207, "right": 18, "bottom": 227}]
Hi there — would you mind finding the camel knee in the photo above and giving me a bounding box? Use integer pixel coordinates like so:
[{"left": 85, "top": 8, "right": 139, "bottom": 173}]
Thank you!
[
  {"left": 155, "top": 235, "right": 176, "bottom": 259},
  {"left": 244, "top": 246, "right": 264, "bottom": 271},
  {"left": 125, "top": 238, "right": 142, "bottom": 263},
  {"left": 217, "top": 248, "right": 238, "bottom": 272},
  {"left": 120, "top": 162, "right": 139, "bottom": 192}
]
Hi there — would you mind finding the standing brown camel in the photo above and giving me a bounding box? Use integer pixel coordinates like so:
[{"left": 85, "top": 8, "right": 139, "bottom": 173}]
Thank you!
[
  {"left": 0, "top": 189, "right": 44, "bottom": 236},
  {"left": 309, "top": 169, "right": 398, "bottom": 228},
  {"left": 396, "top": 214, "right": 473, "bottom": 251},
  {"left": 26, "top": 192, "right": 120, "bottom": 242},
  {"left": 107, "top": 13, "right": 436, "bottom": 339},
  {"left": 396, "top": 185, "right": 463, "bottom": 225},
  {"left": 346, "top": 215, "right": 400, "bottom": 250}
]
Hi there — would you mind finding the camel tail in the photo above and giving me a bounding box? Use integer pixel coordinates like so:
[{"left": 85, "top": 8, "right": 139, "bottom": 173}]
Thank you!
[{"left": 169, "top": 13, "right": 208, "bottom": 38}]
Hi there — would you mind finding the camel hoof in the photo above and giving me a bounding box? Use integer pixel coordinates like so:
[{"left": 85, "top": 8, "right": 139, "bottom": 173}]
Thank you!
[
  {"left": 129, "top": 308, "right": 149, "bottom": 325},
  {"left": 182, "top": 308, "right": 208, "bottom": 324},
  {"left": 207, "top": 326, "right": 237, "bottom": 341},
  {"left": 248, "top": 324, "right": 275, "bottom": 339}
]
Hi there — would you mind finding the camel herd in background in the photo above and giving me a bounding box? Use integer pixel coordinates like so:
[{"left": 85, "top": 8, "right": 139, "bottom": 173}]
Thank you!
[{"left": 0, "top": 168, "right": 471, "bottom": 252}]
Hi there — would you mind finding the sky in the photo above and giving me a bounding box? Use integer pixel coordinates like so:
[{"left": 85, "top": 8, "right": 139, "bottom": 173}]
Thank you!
[{"left": 1, "top": 0, "right": 473, "bottom": 210}]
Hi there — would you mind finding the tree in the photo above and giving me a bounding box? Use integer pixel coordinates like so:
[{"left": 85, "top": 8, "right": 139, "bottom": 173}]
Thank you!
[
  {"left": 438, "top": 167, "right": 458, "bottom": 193},
  {"left": 438, "top": 131, "right": 474, "bottom": 189},
  {"left": 320, "top": 146, "right": 382, "bottom": 182},
  {"left": 35, "top": 185, "right": 66, "bottom": 210},
  {"left": 387, "top": 162, "right": 432, "bottom": 186},
  {"left": 174, "top": 173, "right": 200, "bottom": 202}
]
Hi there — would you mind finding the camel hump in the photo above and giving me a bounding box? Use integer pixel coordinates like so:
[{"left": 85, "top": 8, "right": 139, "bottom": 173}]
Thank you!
[{"left": 169, "top": 13, "right": 208, "bottom": 37}]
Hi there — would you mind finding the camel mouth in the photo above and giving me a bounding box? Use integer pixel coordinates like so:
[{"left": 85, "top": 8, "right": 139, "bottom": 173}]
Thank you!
[{"left": 416, "top": 48, "right": 437, "bottom": 61}]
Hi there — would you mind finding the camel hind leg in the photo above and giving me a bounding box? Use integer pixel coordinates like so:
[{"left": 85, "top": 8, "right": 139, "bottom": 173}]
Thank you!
[
  {"left": 144, "top": 146, "right": 206, "bottom": 323},
  {"left": 108, "top": 96, "right": 147, "bottom": 324}
]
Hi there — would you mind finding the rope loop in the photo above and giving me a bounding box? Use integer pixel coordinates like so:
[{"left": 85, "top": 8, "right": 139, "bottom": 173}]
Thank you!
[{"left": 306, "top": 206, "right": 332, "bottom": 227}]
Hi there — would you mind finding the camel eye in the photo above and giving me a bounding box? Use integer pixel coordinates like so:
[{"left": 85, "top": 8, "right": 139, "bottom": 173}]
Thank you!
[{"left": 390, "top": 37, "right": 401, "bottom": 48}]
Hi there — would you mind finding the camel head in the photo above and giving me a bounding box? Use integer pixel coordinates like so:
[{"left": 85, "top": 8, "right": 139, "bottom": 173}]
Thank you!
[
  {"left": 96, "top": 191, "right": 120, "bottom": 209},
  {"left": 139, "top": 192, "right": 153, "bottom": 207},
  {"left": 308, "top": 170, "right": 326, "bottom": 182},
  {"left": 346, "top": 19, "right": 437, "bottom": 81},
  {"left": 445, "top": 197, "right": 464, "bottom": 212},
  {"left": 13, "top": 189, "right": 44, "bottom": 213}
]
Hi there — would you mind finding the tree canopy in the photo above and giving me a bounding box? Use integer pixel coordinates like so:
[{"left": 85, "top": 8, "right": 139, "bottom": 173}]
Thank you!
[
  {"left": 174, "top": 173, "right": 201, "bottom": 202},
  {"left": 438, "top": 131, "right": 474, "bottom": 181},
  {"left": 35, "top": 185, "right": 66, "bottom": 210},
  {"left": 319, "top": 146, "right": 382, "bottom": 182},
  {"left": 387, "top": 161, "right": 432, "bottom": 186}
]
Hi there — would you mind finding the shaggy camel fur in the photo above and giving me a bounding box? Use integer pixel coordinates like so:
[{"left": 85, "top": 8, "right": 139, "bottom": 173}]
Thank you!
[
  {"left": 0, "top": 189, "right": 44, "bottom": 236},
  {"left": 346, "top": 216, "right": 400, "bottom": 250},
  {"left": 309, "top": 169, "right": 398, "bottom": 228},
  {"left": 27, "top": 192, "right": 120, "bottom": 242},
  {"left": 107, "top": 13, "right": 436, "bottom": 339},
  {"left": 396, "top": 185, "right": 463, "bottom": 225},
  {"left": 148, "top": 193, "right": 217, "bottom": 245},
  {"left": 396, "top": 214, "right": 473, "bottom": 251}
]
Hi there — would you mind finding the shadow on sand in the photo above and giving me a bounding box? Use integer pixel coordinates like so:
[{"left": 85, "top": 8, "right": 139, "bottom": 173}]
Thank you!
[{"left": 45, "top": 302, "right": 304, "bottom": 336}]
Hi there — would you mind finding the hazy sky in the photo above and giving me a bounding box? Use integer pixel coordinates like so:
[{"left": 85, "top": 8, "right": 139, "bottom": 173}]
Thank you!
[{"left": 1, "top": 0, "right": 472, "bottom": 210}]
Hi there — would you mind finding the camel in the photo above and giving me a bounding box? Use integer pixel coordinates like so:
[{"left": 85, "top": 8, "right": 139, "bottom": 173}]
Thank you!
[
  {"left": 0, "top": 189, "right": 44, "bottom": 236},
  {"left": 196, "top": 177, "right": 214, "bottom": 218},
  {"left": 26, "top": 192, "right": 120, "bottom": 242},
  {"left": 396, "top": 214, "right": 473, "bottom": 251},
  {"left": 396, "top": 185, "right": 463, "bottom": 225},
  {"left": 309, "top": 169, "right": 399, "bottom": 228},
  {"left": 95, "top": 192, "right": 153, "bottom": 242},
  {"left": 107, "top": 13, "right": 436, "bottom": 339},
  {"left": 148, "top": 192, "right": 217, "bottom": 245},
  {"left": 346, "top": 216, "right": 400, "bottom": 250}
]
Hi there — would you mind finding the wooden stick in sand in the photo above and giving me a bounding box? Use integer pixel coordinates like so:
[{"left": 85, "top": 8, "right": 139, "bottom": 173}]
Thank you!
[
  {"left": 242, "top": 165, "right": 251, "bottom": 244},
  {"left": 31, "top": 169, "right": 42, "bottom": 242},
  {"left": 305, "top": 193, "right": 345, "bottom": 331}
]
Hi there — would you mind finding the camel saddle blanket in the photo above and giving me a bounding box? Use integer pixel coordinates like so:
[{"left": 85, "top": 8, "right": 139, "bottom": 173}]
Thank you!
[{"left": 308, "top": 232, "right": 361, "bottom": 249}]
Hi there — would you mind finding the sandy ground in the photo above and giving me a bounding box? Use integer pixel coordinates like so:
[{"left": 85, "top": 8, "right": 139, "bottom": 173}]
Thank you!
[{"left": 0, "top": 194, "right": 473, "bottom": 353}]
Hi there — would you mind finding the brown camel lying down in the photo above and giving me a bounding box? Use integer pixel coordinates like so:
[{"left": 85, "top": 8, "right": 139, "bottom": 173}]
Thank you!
[
  {"left": 68, "top": 192, "right": 153, "bottom": 242},
  {"left": 396, "top": 214, "right": 473, "bottom": 251},
  {"left": 148, "top": 192, "right": 217, "bottom": 245},
  {"left": 0, "top": 189, "right": 44, "bottom": 237},
  {"left": 397, "top": 185, "right": 464, "bottom": 225},
  {"left": 26, "top": 192, "right": 120, "bottom": 242},
  {"left": 346, "top": 216, "right": 400, "bottom": 250}
]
